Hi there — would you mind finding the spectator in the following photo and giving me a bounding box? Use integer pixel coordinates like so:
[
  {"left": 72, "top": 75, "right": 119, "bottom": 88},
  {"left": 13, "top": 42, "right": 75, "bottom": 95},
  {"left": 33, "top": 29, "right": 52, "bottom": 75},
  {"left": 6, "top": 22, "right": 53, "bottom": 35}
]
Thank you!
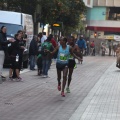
[
  {"left": 38, "top": 32, "right": 42, "bottom": 43},
  {"left": 22, "top": 30, "right": 28, "bottom": 45},
  {"left": 17, "top": 30, "right": 26, "bottom": 70},
  {"left": 41, "top": 32, "right": 47, "bottom": 44},
  {"left": 37, "top": 34, "right": 42, "bottom": 75},
  {"left": 108, "top": 41, "right": 112, "bottom": 56},
  {"left": 101, "top": 43, "right": 106, "bottom": 56},
  {"left": 9, "top": 33, "right": 23, "bottom": 81},
  {"left": 49, "top": 34, "right": 57, "bottom": 48},
  {"left": 49, "top": 34, "right": 57, "bottom": 63},
  {"left": 90, "top": 41, "right": 95, "bottom": 56},
  {"left": 12, "top": 30, "right": 26, "bottom": 78},
  {"left": 41, "top": 37, "right": 54, "bottom": 78},
  {"left": 86, "top": 40, "right": 89, "bottom": 55},
  {"left": 0, "top": 26, "right": 15, "bottom": 83},
  {"left": 29, "top": 35, "right": 38, "bottom": 70},
  {"left": 113, "top": 44, "right": 117, "bottom": 57}
]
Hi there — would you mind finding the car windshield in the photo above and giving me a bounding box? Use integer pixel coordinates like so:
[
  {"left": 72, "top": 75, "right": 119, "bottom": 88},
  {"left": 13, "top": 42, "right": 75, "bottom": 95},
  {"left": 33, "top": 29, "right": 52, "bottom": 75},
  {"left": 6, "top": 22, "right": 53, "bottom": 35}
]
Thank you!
[{"left": 0, "top": 23, "right": 23, "bottom": 37}]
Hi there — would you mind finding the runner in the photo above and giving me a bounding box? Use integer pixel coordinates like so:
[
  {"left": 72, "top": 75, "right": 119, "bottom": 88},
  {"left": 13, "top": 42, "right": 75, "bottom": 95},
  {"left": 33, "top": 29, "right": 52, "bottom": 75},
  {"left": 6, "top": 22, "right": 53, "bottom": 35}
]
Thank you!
[
  {"left": 66, "top": 36, "right": 81, "bottom": 93},
  {"left": 46, "top": 37, "right": 81, "bottom": 97}
]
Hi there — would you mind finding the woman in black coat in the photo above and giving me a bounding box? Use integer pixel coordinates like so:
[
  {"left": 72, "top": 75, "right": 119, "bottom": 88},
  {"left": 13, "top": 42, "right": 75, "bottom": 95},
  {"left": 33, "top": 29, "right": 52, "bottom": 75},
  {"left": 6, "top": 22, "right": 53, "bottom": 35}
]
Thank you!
[{"left": 9, "top": 33, "right": 24, "bottom": 81}]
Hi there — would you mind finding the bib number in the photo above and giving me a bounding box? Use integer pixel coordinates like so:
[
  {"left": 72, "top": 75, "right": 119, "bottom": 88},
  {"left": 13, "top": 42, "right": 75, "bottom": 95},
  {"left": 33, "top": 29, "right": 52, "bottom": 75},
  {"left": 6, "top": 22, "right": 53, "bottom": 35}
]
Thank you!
[{"left": 60, "top": 53, "right": 67, "bottom": 61}]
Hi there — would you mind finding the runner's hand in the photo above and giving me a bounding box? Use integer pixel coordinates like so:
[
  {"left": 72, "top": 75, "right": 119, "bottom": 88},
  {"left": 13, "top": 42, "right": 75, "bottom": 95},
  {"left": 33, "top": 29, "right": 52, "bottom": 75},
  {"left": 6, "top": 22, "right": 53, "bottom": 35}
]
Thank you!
[{"left": 77, "top": 57, "right": 82, "bottom": 61}]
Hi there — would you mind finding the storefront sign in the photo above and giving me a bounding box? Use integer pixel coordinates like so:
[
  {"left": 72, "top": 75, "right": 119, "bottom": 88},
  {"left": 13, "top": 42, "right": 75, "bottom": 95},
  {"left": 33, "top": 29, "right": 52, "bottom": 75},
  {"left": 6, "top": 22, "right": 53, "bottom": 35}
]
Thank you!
[
  {"left": 114, "top": 35, "right": 120, "bottom": 40},
  {"left": 104, "top": 36, "right": 114, "bottom": 40}
]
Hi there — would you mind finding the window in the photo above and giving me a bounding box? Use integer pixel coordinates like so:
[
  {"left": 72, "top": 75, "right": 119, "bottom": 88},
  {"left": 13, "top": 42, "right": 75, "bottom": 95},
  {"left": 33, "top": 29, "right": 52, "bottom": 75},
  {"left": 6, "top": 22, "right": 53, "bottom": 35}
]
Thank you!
[{"left": 107, "top": 7, "right": 120, "bottom": 21}]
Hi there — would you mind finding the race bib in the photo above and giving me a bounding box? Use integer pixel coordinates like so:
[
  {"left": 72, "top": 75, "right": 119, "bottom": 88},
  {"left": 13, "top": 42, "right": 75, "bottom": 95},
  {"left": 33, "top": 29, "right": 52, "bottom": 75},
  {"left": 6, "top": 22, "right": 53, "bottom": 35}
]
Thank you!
[{"left": 60, "top": 53, "right": 67, "bottom": 61}]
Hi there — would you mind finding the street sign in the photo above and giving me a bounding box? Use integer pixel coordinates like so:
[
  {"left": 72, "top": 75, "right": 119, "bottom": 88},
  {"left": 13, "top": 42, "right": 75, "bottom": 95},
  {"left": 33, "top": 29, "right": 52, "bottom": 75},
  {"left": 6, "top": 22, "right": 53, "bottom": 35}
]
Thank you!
[
  {"left": 53, "top": 24, "right": 60, "bottom": 27},
  {"left": 52, "top": 22, "right": 63, "bottom": 30},
  {"left": 104, "top": 35, "right": 114, "bottom": 40}
]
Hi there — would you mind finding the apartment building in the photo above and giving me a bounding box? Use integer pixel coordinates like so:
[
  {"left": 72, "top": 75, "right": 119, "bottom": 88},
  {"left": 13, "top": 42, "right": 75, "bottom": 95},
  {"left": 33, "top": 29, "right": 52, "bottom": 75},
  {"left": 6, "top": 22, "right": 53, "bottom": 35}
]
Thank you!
[{"left": 86, "top": 0, "right": 120, "bottom": 41}]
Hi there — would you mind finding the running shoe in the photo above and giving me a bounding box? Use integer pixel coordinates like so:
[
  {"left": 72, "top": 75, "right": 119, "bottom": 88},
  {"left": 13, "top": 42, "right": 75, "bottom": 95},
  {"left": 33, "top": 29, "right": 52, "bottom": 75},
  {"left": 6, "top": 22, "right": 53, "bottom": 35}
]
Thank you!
[
  {"left": 1, "top": 75, "right": 6, "bottom": 79},
  {"left": 43, "top": 75, "right": 48, "bottom": 78},
  {"left": 9, "top": 77, "right": 13, "bottom": 81},
  {"left": 58, "top": 85, "right": 61, "bottom": 91},
  {"left": 16, "top": 77, "right": 22, "bottom": 81},
  {"left": 61, "top": 92, "right": 65, "bottom": 97},
  {"left": 66, "top": 87, "right": 70, "bottom": 93}
]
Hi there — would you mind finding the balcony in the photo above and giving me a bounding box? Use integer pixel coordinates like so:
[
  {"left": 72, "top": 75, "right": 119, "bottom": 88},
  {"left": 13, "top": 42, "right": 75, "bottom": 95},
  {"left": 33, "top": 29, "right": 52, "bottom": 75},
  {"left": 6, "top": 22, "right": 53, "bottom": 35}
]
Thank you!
[{"left": 93, "top": 0, "right": 120, "bottom": 7}]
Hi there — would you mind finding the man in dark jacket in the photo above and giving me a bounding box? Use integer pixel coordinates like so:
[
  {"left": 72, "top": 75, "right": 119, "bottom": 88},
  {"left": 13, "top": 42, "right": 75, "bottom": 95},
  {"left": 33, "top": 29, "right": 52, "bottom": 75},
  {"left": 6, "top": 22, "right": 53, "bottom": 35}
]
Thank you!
[
  {"left": 0, "top": 26, "right": 15, "bottom": 82},
  {"left": 29, "top": 35, "right": 38, "bottom": 70}
]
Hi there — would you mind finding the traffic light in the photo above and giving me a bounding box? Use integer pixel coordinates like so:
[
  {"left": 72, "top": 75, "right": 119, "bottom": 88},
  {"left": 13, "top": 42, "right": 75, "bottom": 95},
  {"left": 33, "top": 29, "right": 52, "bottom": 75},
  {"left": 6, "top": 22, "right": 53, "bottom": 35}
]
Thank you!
[{"left": 94, "top": 32, "right": 97, "bottom": 38}]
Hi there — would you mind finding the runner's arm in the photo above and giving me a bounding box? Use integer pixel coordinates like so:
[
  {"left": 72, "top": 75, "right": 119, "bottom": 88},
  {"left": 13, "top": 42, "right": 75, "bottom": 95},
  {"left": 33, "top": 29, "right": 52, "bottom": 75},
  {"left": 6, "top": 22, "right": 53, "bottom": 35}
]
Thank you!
[
  {"left": 69, "top": 46, "right": 82, "bottom": 61},
  {"left": 74, "top": 44, "right": 80, "bottom": 52}
]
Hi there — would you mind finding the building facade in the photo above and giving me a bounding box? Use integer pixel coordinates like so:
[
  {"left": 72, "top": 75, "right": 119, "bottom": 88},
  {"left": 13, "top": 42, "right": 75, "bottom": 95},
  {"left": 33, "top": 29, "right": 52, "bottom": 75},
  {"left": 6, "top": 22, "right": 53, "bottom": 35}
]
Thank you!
[
  {"left": 83, "top": 0, "right": 93, "bottom": 8},
  {"left": 86, "top": 0, "right": 120, "bottom": 40}
]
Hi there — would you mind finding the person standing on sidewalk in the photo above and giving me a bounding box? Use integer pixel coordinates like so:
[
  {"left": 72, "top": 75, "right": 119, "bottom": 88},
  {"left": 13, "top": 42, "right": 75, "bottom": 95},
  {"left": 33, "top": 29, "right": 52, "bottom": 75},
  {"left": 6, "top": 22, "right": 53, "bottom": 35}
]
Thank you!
[
  {"left": 41, "top": 32, "right": 47, "bottom": 44},
  {"left": 0, "top": 26, "right": 15, "bottom": 83},
  {"left": 12, "top": 30, "right": 26, "bottom": 78},
  {"left": 46, "top": 37, "right": 81, "bottom": 97},
  {"left": 49, "top": 34, "right": 57, "bottom": 67},
  {"left": 90, "top": 41, "right": 95, "bottom": 56},
  {"left": 41, "top": 37, "right": 54, "bottom": 78},
  {"left": 9, "top": 33, "right": 24, "bottom": 81},
  {"left": 29, "top": 35, "right": 38, "bottom": 70}
]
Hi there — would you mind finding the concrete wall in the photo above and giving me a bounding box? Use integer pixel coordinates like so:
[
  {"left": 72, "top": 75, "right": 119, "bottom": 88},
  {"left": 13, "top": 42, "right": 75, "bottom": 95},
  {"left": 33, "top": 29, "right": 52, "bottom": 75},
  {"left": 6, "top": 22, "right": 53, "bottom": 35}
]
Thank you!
[
  {"left": 87, "top": 20, "right": 120, "bottom": 28},
  {"left": 86, "top": 7, "right": 106, "bottom": 20}
]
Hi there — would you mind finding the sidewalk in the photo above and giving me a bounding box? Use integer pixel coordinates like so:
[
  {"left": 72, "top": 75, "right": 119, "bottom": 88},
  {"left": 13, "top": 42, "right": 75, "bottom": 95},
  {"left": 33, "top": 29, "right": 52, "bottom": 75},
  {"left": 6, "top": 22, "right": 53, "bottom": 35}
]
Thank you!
[
  {"left": 2, "top": 60, "right": 56, "bottom": 78},
  {"left": 2, "top": 68, "right": 30, "bottom": 77},
  {"left": 0, "top": 56, "right": 118, "bottom": 120},
  {"left": 69, "top": 62, "right": 120, "bottom": 120}
]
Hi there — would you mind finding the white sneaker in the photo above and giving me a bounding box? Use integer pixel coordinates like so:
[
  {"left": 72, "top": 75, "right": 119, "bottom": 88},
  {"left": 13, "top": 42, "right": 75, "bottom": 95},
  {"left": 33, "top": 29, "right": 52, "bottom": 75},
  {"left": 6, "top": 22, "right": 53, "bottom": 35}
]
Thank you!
[{"left": 42, "top": 75, "right": 47, "bottom": 78}]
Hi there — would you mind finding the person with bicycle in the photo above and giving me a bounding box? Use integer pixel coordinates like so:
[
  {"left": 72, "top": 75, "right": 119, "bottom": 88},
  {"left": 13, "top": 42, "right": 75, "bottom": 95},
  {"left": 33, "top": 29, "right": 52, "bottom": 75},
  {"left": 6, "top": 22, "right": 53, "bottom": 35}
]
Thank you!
[{"left": 76, "top": 35, "right": 86, "bottom": 64}]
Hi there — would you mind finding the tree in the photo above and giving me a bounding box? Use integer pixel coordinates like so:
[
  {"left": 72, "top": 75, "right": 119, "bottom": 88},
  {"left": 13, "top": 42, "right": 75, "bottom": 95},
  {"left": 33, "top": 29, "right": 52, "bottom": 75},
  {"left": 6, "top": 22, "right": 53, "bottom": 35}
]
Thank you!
[
  {"left": 0, "top": 0, "right": 86, "bottom": 35},
  {"left": 0, "top": 0, "right": 38, "bottom": 17},
  {"left": 58, "top": 0, "right": 86, "bottom": 35}
]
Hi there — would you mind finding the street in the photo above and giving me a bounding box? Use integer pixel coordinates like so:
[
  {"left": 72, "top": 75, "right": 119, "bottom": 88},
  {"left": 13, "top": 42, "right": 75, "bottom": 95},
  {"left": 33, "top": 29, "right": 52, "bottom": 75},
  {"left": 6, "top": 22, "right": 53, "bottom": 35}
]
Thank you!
[{"left": 0, "top": 56, "right": 118, "bottom": 120}]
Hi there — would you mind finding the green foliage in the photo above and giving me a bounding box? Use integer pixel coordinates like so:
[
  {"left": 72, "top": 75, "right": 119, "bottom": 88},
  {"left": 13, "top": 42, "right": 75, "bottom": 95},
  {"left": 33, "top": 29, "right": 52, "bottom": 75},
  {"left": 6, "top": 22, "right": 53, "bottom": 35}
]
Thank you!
[
  {"left": 0, "top": 0, "right": 37, "bottom": 15},
  {"left": 0, "top": 0, "right": 86, "bottom": 34}
]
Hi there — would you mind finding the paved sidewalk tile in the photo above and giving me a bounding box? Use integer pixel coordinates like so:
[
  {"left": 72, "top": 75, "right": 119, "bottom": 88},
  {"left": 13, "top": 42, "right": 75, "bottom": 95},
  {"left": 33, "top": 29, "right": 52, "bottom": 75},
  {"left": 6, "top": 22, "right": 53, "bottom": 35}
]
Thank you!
[
  {"left": 0, "top": 56, "right": 116, "bottom": 120},
  {"left": 69, "top": 62, "right": 120, "bottom": 120}
]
